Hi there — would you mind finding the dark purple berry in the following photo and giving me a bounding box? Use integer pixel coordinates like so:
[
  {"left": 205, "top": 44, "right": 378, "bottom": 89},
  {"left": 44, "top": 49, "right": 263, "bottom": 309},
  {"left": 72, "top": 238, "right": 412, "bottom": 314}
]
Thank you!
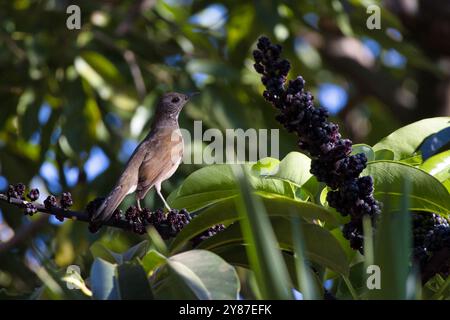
[
  {"left": 112, "top": 209, "right": 122, "bottom": 222},
  {"left": 7, "top": 185, "right": 18, "bottom": 200},
  {"left": 44, "top": 195, "right": 57, "bottom": 209},
  {"left": 125, "top": 206, "right": 139, "bottom": 222},
  {"left": 60, "top": 192, "right": 73, "bottom": 209},
  {"left": 24, "top": 202, "right": 37, "bottom": 216},
  {"left": 150, "top": 208, "right": 165, "bottom": 225},
  {"left": 27, "top": 188, "right": 40, "bottom": 201},
  {"left": 14, "top": 183, "right": 26, "bottom": 199}
]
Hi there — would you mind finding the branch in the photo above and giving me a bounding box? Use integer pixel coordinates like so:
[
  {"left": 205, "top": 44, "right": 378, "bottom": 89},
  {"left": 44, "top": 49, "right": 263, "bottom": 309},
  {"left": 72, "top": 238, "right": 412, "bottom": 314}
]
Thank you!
[
  {"left": 0, "top": 194, "right": 130, "bottom": 230},
  {"left": 0, "top": 189, "right": 211, "bottom": 244}
]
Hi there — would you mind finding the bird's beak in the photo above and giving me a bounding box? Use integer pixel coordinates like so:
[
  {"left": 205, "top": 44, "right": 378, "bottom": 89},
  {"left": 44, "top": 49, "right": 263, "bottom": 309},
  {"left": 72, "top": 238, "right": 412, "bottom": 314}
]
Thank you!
[{"left": 186, "top": 92, "right": 200, "bottom": 100}]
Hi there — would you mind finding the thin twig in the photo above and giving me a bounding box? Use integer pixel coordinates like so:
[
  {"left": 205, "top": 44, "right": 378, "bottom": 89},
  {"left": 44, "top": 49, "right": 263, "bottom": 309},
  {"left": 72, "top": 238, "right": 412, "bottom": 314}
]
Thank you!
[
  {"left": 123, "top": 50, "right": 147, "bottom": 100},
  {"left": 0, "top": 194, "right": 130, "bottom": 230}
]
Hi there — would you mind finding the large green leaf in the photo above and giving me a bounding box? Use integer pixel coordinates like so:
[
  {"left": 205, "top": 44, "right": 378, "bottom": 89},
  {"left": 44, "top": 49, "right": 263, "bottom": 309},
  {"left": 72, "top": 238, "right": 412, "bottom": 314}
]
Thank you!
[
  {"left": 420, "top": 150, "right": 450, "bottom": 192},
  {"left": 167, "top": 164, "right": 239, "bottom": 210},
  {"left": 90, "top": 258, "right": 119, "bottom": 300},
  {"left": 170, "top": 195, "right": 339, "bottom": 252},
  {"left": 364, "top": 161, "right": 450, "bottom": 216},
  {"left": 140, "top": 250, "right": 167, "bottom": 275},
  {"left": 90, "top": 258, "right": 153, "bottom": 300},
  {"left": 167, "top": 163, "right": 292, "bottom": 211},
  {"left": 198, "top": 217, "right": 349, "bottom": 276},
  {"left": 168, "top": 153, "right": 315, "bottom": 211},
  {"left": 90, "top": 241, "right": 149, "bottom": 265},
  {"left": 373, "top": 117, "right": 450, "bottom": 160},
  {"left": 155, "top": 250, "right": 239, "bottom": 300},
  {"left": 116, "top": 262, "right": 153, "bottom": 300},
  {"left": 267, "top": 152, "right": 312, "bottom": 186}
]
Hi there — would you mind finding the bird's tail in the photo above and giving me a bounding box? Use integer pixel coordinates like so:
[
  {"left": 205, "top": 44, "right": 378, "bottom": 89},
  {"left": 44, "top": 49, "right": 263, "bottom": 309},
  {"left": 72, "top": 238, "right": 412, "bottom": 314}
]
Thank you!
[{"left": 90, "top": 185, "right": 127, "bottom": 226}]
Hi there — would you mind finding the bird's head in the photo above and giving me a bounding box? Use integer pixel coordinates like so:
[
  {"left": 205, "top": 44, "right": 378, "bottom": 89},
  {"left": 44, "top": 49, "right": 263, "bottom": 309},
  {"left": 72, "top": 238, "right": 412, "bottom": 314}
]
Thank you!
[{"left": 156, "top": 92, "right": 195, "bottom": 121}]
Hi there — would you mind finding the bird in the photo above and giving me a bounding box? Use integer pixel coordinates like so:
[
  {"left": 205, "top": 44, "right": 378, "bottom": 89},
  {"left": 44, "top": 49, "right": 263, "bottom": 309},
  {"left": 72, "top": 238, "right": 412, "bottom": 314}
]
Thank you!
[{"left": 90, "top": 92, "right": 193, "bottom": 226}]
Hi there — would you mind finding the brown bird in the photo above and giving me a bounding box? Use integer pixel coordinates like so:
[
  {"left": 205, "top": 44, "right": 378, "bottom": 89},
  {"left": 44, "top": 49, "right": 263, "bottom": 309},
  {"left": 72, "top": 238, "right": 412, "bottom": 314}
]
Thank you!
[{"left": 91, "top": 92, "right": 192, "bottom": 225}]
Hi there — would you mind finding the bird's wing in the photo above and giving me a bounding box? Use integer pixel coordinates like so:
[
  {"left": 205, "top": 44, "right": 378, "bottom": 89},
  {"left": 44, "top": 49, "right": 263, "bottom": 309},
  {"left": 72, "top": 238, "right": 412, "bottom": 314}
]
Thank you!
[
  {"left": 91, "top": 139, "right": 148, "bottom": 224},
  {"left": 136, "top": 127, "right": 183, "bottom": 199}
]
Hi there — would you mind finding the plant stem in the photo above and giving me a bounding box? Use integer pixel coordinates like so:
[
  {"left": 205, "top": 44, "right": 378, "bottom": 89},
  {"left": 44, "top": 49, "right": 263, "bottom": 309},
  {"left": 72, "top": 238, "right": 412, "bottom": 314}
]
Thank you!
[{"left": 342, "top": 275, "right": 359, "bottom": 300}]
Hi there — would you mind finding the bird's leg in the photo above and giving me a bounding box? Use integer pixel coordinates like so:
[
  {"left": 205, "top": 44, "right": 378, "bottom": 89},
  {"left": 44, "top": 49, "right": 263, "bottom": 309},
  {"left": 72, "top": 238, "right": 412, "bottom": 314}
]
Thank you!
[
  {"left": 155, "top": 184, "right": 171, "bottom": 211},
  {"left": 136, "top": 198, "right": 142, "bottom": 211}
]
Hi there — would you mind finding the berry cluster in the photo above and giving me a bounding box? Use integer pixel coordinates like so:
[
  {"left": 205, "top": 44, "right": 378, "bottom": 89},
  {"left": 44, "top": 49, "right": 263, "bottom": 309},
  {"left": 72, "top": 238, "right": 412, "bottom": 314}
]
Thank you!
[
  {"left": 253, "top": 36, "right": 381, "bottom": 251},
  {"left": 4, "top": 183, "right": 72, "bottom": 220},
  {"left": 43, "top": 192, "right": 73, "bottom": 221},
  {"left": 7, "top": 183, "right": 26, "bottom": 200},
  {"left": 6, "top": 183, "right": 39, "bottom": 215},
  {"left": 412, "top": 211, "right": 450, "bottom": 276},
  {"left": 85, "top": 197, "right": 224, "bottom": 245},
  {"left": 191, "top": 224, "right": 225, "bottom": 247}
]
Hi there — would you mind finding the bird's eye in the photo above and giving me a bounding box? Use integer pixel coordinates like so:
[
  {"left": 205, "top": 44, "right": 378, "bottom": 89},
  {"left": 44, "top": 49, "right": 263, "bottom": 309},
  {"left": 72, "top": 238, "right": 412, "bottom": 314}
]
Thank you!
[{"left": 172, "top": 97, "right": 180, "bottom": 103}]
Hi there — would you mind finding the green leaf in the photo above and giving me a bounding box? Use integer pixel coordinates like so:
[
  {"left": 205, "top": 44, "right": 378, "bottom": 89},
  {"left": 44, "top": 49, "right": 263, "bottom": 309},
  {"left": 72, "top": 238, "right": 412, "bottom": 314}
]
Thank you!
[
  {"left": 302, "top": 176, "right": 320, "bottom": 199},
  {"left": 170, "top": 195, "right": 339, "bottom": 252},
  {"left": 90, "top": 258, "right": 119, "bottom": 300},
  {"left": 90, "top": 242, "right": 122, "bottom": 264},
  {"left": 198, "top": 217, "right": 349, "bottom": 276},
  {"left": 140, "top": 250, "right": 167, "bottom": 275},
  {"left": 373, "top": 117, "right": 450, "bottom": 160},
  {"left": 156, "top": 250, "right": 239, "bottom": 300},
  {"left": 80, "top": 51, "right": 124, "bottom": 85},
  {"left": 291, "top": 217, "right": 321, "bottom": 299},
  {"left": 267, "top": 152, "right": 312, "bottom": 186},
  {"left": 233, "top": 166, "right": 293, "bottom": 299},
  {"left": 370, "top": 181, "right": 412, "bottom": 299},
  {"left": 167, "top": 164, "right": 238, "bottom": 211},
  {"left": 420, "top": 150, "right": 450, "bottom": 184},
  {"left": 90, "top": 241, "right": 149, "bottom": 265},
  {"left": 251, "top": 157, "right": 280, "bottom": 176},
  {"left": 121, "top": 241, "right": 149, "bottom": 262},
  {"left": 374, "top": 149, "right": 395, "bottom": 161},
  {"left": 336, "top": 262, "right": 366, "bottom": 299},
  {"left": 364, "top": 161, "right": 450, "bottom": 216},
  {"left": 167, "top": 163, "right": 292, "bottom": 211},
  {"left": 116, "top": 262, "right": 153, "bottom": 300},
  {"left": 168, "top": 153, "right": 315, "bottom": 211}
]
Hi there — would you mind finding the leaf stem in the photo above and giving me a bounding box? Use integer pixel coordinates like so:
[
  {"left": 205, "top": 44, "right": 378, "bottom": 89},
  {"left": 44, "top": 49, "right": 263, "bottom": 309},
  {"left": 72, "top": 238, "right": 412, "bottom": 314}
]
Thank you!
[{"left": 342, "top": 275, "right": 359, "bottom": 300}]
